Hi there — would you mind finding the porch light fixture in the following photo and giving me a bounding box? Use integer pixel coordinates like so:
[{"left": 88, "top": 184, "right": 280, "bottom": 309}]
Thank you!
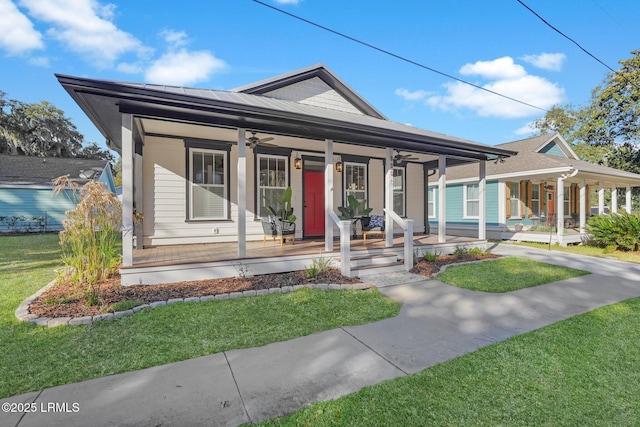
[
  {"left": 294, "top": 156, "right": 302, "bottom": 169},
  {"left": 336, "top": 161, "right": 343, "bottom": 172}
]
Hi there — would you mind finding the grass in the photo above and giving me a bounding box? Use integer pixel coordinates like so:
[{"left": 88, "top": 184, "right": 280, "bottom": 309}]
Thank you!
[
  {"left": 436, "top": 257, "right": 591, "bottom": 292},
  {"left": 508, "top": 241, "right": 640, "bottom": 264},
  {"left": 260, "top": 298, "right": 640, "bottom": 426},
  {"left": 0, "top": 234, "right": 400, "bottom": 399}
]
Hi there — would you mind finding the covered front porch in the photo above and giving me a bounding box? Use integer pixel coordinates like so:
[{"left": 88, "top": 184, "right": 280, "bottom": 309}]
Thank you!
[{"left": 122, "top": 234, "right": 485, "bottom": 285}]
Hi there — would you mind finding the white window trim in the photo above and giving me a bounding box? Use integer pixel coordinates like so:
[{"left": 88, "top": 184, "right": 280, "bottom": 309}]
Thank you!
[
  {"left": 344, "top": 162, "right": 367, "bottom": 202},
  {"left": 428, "top": 186, "right": 436, "bottom": 218},
  {"left": 564, "top": 186, "right": 571, "bottom": 217},
  {"left": 189, "top": 147, "right": 228, "bottom": 220},
  {"left": 464, "top": 183, "right": 480, "bottom": 219},
  {"left": 509, "top": 181, "right": 521, "bottom": 219},
  {"left": 256, "top": 153, "right": 289, "bottom": 219},
  {"left": 393, "top": 166, "right": 406, "bottom": 217}
]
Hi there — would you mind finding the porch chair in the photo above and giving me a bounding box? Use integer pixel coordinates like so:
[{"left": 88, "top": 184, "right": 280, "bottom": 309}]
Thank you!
[
  {"left": 274, "top": 218, "right": 296, "bottom": 246},
  {"left": 361, "top": 214, "right": 385, "bottom": 241},
  {"left": 261, "top": 216, "right": 276, "bottom": 245}
]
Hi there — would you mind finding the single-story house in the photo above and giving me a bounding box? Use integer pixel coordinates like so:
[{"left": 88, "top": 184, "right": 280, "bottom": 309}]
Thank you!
[
  {"left": 0, "top": 155, "right": 115, "bottom": 232},
  {"left": 57, "top": 64, "right": 517, "bottom": 284},
  {"left": 428, "top": 133, "right": 640, "bottom": 244}
]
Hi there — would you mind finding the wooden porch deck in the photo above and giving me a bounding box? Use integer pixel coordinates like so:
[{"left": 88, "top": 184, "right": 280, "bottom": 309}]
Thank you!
[{"left": 130, "top": 234, "right": 480, "bottom": 268}]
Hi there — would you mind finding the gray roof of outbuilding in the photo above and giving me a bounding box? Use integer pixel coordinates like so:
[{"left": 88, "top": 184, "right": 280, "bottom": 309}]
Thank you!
[{"left": 0, "top": 155, "right": 108, "bottom": 186}]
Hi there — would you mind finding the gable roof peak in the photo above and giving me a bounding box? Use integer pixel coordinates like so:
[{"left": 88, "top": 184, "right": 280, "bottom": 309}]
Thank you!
[{"left": 232, "top": 63, "right": 387, "bottom": 119}]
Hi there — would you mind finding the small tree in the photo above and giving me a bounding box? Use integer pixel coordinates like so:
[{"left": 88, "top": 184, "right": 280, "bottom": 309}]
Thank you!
[{"left": 54, "top": 176, "right": 122, "bottom": 305}]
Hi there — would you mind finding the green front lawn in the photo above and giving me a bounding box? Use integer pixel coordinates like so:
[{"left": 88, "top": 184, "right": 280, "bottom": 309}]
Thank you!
[
  {"left": 0, "top": 235, "right": 400, "bottom": 398},
  {"left": 437, "top": 257, "right": 591, "bottom": 292},
  {"left": 261, "top": 297, "right": 640, "bottom": 426}
]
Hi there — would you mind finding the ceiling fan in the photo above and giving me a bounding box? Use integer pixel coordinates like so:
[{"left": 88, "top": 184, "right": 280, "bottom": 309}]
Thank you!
[
  {"left": 246, "top": 131, "right": 276, "bottom": 149},
  {"left": 394, "top": 150, "right": 419, "bottom": 164}
]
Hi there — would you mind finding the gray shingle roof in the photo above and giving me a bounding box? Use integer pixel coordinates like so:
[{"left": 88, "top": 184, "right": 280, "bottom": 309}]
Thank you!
[{"left": 0, "top": 155, "right": 108, "bottom": 186}]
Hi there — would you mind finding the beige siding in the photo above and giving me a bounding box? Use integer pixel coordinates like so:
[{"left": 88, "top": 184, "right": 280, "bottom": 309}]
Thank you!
[{"left": 264, "top": 77, "right": 363, "bottom": 115}]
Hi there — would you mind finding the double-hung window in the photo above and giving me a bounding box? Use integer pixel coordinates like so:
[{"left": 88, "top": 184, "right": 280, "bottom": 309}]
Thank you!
[
  {"left": 427, "top": 187, "right": 436, "bottom": 218},
  {"left": 465, "top": 183, "right": 480, "bottom": 218},
  {"left": 189, "top": 148, "right": 227, "bottom": 220},
  {"left": 509, "top": 181, "right": 521, "bottom": 218},
  {"left": 564, "top": 186, "right": 571, "bottom": 215},
  {"left": 257, "top": 154, "right": 288, "bottom": 218},
  {"left": 393, "top": 167, "right": 405, "bottom": 216},
  {"left": 345, "top": 162, "right": 367, "bottom": 202},
  {"left": 531, "top": 184, "right": 540, "bottom": 217}
]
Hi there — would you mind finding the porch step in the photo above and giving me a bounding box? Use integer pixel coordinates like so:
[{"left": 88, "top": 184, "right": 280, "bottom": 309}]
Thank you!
[
  {"left": 350, "top": 253, "right": 399, "bottom": 268},
  {"left": 349, "top": 253, "right": 405, "bottom": 278},
  {"left": 350, "top": 261, "right": 406, "bottom": 278}
]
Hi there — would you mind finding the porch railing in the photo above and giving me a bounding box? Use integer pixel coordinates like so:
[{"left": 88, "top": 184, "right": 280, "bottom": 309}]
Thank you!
[
  {"left": 328, "top": 211, "right": 352, "bottom": 276},
  {"left": 384, "top": 208, "right": 414, "bottom": 271}
]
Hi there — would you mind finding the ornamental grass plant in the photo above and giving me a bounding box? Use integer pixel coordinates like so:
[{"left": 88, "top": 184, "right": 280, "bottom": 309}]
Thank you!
[{"left": 53, "top": 176, "right": 122, "bottom": 305}]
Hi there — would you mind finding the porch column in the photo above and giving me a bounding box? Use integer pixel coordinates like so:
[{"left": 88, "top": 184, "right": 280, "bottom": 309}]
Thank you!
[
  {"left": 611, "top": 184, "right": 618, "bottom": 213},
  {"left": 385, "top": 148, "right": 394, "bottom": 247},
  {"left": 478, "top": 160, "right": 487, "bottom": 240},
  {"left": 121, "top": 113, "right": 134, "bottom": 267},
  {"left": 325, "top": 139, "right": 334, "bottom": 252},
  {"left": 579, "top": 179, "right": 586, "bottom": 234},
  {"left": 626, "top": 185, "right": 632, "bottom": 212},
  {"left": 133, "top": 150, "right": 144, "bottom": 249},
  {"left": 598, "top": 181, "right": 605, "bottom": 214},
  {"left": 237, "top": 128, "right": 247, "bottom": 259},
  {"left": 557, "top": 176, "right": 565, "bottom": 245},
  {"left": 438, "top": 155, "right": 447, "bottom": 243}
]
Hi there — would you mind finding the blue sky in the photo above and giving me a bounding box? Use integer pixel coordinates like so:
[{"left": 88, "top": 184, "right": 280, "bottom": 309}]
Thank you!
[{"left": 1, "top": 0, "right": 639, "bottom": 154}]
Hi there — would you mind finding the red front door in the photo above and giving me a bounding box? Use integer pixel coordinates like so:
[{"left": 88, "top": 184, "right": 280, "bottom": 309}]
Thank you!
[{"left": 304, "top": 170, "right": 325, "bottom": 237}]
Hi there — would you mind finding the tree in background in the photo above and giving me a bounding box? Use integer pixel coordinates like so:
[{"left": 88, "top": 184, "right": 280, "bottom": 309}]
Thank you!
[
  {"left": 532, "top": 50, "right": 640, "bottom": 172},
  {"left": 0, "top": 91, "right": 112, "bottom": 160}
]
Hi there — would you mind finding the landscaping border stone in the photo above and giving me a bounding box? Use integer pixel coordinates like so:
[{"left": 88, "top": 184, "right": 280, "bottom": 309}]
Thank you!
[{"left": 16, "top": 280, "right": 373, "bottom": 328}]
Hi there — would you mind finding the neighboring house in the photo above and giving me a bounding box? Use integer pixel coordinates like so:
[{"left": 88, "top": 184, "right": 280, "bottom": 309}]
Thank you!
[
  {"left": 0, "top": 155, "right": 115, "bottom": 232},
  {"left": 57, "top": 63, "right": 516, "bottom": 284},
  {"left": 428, "top": 133, "right": 640, "bottom": 244}
]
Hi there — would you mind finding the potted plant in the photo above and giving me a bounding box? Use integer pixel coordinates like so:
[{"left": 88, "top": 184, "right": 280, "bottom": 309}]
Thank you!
[
  {"left": 265, "top": 186, "right": 297, "bottom": 223},
  {"left": 338, "top": 195, "right": 373, "bottom": 238}
]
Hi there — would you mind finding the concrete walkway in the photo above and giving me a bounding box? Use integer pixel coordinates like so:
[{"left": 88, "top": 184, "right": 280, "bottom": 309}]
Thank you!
[{"left": 3, "top": 245, "right": 640, "bottom": 426}]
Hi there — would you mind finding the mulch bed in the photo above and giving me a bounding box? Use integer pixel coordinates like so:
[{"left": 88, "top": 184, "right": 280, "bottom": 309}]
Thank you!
[
  {"left": 410, "top": 253, "right": 501, "bottom": 277},
  {"left": 29, "top": 268, "right": 360, "bottom": 319}
]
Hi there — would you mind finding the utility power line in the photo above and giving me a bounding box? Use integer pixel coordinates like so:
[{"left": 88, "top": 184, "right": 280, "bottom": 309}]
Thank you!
[{"left": 251, "top": 0, "right": 549, "bottom": 113}]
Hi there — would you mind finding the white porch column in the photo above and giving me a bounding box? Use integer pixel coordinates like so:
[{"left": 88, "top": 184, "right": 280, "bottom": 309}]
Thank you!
[
  {"left": 121, "top": 113, "right": 133, "bottom": 267},
  {"left": 438, "top": 155, "right": 447, "bottom": 243},
  {"left": 385, "top": 148, "right": 394, "bottom": 248},
  {"left": 579, "top": 179, "right": 586, "bottom": 234},
  {"left": 611, "top": 184, "right": 618, "bottom": 213},
  {"left": 237, "top": 128, "right": 246, "bottom": 259},
  {"left": 478, "top": 160, "right": 487, "bottom": 240},
  {"left": 598, "top": 182, "right": 605, "bottom": 214},
  {"left": 557, "top": 176, "right": 565, "bottom": 245},
  {"left": 626, "top": 185, "right": 632, "bottom": 212},
  {"left": 133, "top": 152, "right": 144, "bottom": 249},
  {"left": 325, "top": 139, "right": 334, "bottom": 252}
]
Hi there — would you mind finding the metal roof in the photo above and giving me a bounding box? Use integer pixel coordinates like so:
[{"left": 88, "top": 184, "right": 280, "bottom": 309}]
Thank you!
[
  {"left": 56, "top": 70, "right": 516, "bottom": 163},
  {"left": 0, "top": 154, "right": 108, "bottom": 186}
]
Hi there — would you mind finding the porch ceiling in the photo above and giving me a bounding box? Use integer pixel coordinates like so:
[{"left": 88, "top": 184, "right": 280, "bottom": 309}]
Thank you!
[{"left": 57, "top": 74, "right": 516, "bottom": 165}]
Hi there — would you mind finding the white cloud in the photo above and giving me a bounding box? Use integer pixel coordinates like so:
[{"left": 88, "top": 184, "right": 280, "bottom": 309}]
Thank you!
[
  {"left": 144, "top": 49, "right": 227, "bottom": 86},
  {"left": 460, "top": 56, "right": 527, "bottom": 80},
  {"left": 160, "top": 29, "right": 188, "bottom": 48},
  {"left": 0, "top": 0, "right": 43, "bottom": 55},
  {"left": 19, "top": 0, "right": 149, "bottom": 67},
  {"left": 514, "top": 121, "right": 537, "bottom": 136},
  {"left": 521, "top": 52, "right": 566, "bottom": 71},
  {"left": 427, "top": 56, "right": 565, "bottom": 119},
  {"left": 395, "top": 88, "right": 429, "bottom": 101}
]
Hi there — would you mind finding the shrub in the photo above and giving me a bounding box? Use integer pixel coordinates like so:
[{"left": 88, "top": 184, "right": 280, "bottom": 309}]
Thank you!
[
  {"left": 586, "top": 212, "right": 640, "bottom": 252},
  {"left": 305, "top": 253, "right": 334, "bottom": 279},
  {"left": 468, "top": 247, "right": 489, "bottom": 256},
  {"left": 452, "top": 244, "right": 469, "bottom": 259},
  {"left": 54, "top": 176, "right": 122, "bottom": 306},
  {"left": 423, "top": 250, "right": 439, "bottom": 262}
]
